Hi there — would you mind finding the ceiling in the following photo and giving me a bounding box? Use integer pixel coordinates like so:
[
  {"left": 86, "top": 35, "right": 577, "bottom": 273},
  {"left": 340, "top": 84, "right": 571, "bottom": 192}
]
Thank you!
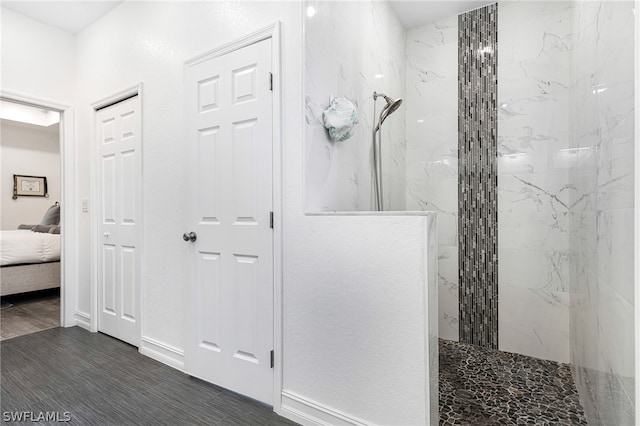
[
  {"left": 1, "top": 0, "right": 495, "bottom": 36},
  {"left": 390, "top": 1, "right": 496, "bottom": 29},
  {"left": 2, "top": 1, "right": 123, "bottom": 34},
  {"left": 0, "top": 100, "right": 60, "bottom": 127}
]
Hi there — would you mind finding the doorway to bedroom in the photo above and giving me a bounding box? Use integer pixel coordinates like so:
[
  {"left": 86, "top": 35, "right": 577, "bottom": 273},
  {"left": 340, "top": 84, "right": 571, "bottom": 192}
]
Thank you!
[{"left": 0, "top": 100, "right": 62, "bottom": 340}]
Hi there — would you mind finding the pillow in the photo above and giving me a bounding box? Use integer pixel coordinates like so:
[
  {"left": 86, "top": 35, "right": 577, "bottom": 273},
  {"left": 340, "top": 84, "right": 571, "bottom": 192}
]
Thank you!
[
  {"left": 40, "top": 203, "right": 60, "bottom": 226},
  {"left": 49, "top": 226, "right": 60, "bottom": 235},
  {"left": 33, "top": 224, "right": 54, "bottom": 233}
]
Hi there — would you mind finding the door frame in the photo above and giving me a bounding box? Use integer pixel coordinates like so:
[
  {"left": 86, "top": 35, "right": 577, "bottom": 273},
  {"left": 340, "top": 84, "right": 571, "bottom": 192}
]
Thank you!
[
  {"left": 89, "top": 83, "right": 143, "bottom": 346},
  {"left": 0, "top": 90, "right": 75, "bottom": 327},
  {"left": 183, "top": 21, "right": 283, "bottom": 410}
]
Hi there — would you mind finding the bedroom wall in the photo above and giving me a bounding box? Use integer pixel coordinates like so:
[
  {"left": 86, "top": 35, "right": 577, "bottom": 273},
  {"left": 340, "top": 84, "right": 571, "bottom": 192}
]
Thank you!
[
  {"left": 1, "top": 6, "right": 77, "bottom": 325},
  {"left": 0, "top": 120, "right": 61, "bottom": 230}
]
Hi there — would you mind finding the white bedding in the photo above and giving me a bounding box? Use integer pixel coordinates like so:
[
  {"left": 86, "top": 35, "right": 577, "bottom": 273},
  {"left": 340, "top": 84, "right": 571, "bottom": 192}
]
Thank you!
[{"left": 0, "top": 230, "right": 60, "bottom": 267}]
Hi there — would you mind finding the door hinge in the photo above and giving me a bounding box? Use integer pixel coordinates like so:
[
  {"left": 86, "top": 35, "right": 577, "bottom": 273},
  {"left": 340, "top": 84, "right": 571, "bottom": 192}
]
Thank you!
[
  {"left": 270, "top": 211, "right": 274, "bottom": 229},
  {"left": 269, "top": 72, "right": 273, "bottom": 91},
  {"left": 270, "top": 350, "right": 274, "bottom": 368}
]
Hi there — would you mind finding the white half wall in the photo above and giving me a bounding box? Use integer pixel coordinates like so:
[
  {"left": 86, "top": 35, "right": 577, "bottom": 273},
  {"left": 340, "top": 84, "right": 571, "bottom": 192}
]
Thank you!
[
  {"left": 1, "top": 120, "right": 61, "bottom": 230},
  {"left": 282, "top": 212, "right": 438, "bottom": 426}
]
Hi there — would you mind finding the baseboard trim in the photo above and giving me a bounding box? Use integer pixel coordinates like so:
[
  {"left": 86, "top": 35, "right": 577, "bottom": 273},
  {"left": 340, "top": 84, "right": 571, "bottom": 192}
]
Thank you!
[
  {"left": 74, "top": 311, "right": 91, "bottom": 330},
  {"left": 139, "top": 336, "right": 185, "bottom": 371},
  {"left": 280, "top": 390, "right": 372, "bottom": 426}
]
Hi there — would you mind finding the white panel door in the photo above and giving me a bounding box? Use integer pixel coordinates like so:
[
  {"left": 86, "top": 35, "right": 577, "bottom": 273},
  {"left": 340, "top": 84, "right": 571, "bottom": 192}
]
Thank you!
[
  {"left": 97, "top": 95, "right": 141, "bottom": 347},
  {"left": 184, "top": 38, "right": 273, "bottom": 404}
]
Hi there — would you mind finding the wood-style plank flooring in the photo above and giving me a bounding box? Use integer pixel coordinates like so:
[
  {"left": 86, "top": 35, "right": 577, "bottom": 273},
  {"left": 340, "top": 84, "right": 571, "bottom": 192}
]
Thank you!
[
  {"left": 0, "top": 289, "right": 60, "bottom": 341},
  {"left": 0, "top": 327, "right": 299, "bottom": 425}
]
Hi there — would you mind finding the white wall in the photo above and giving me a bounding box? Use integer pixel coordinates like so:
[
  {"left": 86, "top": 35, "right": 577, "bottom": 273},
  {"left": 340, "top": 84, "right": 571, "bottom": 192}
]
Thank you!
[
  {"left": 1, "top": 120, "right": 61, "bottom": 230},
  {"left": 497, "top": 1, "right": 573, "bottom": 363},
  {"left": 1, "top": 6, "right": 77, "bottom": 326},
  {"left": 405, "top": 15, "right": 459, "bottom": 342},
  {"left": 74, "top": 0, "right": 298, "bottom": 353},
  {"left": 0, "top": 7, "right": 75, "bottom": 104},
  {"left": 569, "top": 0, "right": 636, "bottom": 423},
  {"left": 403, "top": 3, "right": 575, "bottom": 359},
  {"left": 636, "top": 0, "right": 640, "bottom": 421},
  {"left": 304, "top": 0, "right": 406, "bottom": 212},
  {"left": 74, "top": 2, "right": 437, "bottom": 424},
  {"left": 283, "top": 212, "right": 438, "bottom": 425}
]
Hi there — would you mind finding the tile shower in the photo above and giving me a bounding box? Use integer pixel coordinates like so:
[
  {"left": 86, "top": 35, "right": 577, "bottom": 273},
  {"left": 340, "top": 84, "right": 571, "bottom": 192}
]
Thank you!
[
  {"left": 305, "top": 0, "right": 635, "bottom": 424},
  {"left": 305, "top": 0, "right": 407, "bottom": 212}
]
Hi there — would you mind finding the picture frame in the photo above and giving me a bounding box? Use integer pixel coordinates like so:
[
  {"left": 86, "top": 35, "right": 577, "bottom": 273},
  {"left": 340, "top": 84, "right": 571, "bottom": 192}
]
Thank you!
[{"left": 13, "top": 174, "right": 48, "bottom": 199}]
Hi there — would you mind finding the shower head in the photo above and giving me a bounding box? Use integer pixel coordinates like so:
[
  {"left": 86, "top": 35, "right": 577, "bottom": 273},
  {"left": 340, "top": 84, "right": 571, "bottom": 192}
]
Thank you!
[
  {"left": 376, "top": 92, "right": 402, "bottom": 112},
  {"left": 379, "top": 97, "right": 402, "bottom": 123},
  {"left": 373, "top": 92, "right": 403, "bottom": 131}
]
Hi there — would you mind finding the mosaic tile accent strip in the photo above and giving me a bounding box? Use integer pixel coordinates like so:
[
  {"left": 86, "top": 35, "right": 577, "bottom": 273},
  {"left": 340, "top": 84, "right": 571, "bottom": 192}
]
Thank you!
[
  {"left": 439, "top": 339, "right": 588, "bottom": 425},
  {"left": 458, "top": 3, "right": 498, "bottom": 348}
]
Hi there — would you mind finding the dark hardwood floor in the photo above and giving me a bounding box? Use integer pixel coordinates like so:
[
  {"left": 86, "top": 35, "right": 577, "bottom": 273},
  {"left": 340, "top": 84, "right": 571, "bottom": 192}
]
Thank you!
[
  {"left": 0, "top": 327, "right": 299, "bottom": 425},
  {"left": 1, "top": 289, "right": 60, "bottom": 341}
]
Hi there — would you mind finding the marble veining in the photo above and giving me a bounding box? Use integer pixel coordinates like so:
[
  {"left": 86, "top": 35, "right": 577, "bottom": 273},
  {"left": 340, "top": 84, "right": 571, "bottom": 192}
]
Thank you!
[
  {"left": 405, "top": 13, "right": 459, "bottom": 342},
  {"left": 306, "top": 9, "right": 635, "bottom": 420},
  {"left": 304, "top": 0, "right": 406, "bottom": 212},
  {"left": 568, "top": 1, "right": 635, "bottom": 424},
  {"left": 497, "top": 1, "right": 574, "bottom": 363}
]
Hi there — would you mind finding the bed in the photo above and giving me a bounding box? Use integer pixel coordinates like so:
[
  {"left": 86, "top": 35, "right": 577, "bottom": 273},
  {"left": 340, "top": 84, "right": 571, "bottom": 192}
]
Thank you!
[{"left": 1, "top": 204, "right": 61, "bottom": 297}]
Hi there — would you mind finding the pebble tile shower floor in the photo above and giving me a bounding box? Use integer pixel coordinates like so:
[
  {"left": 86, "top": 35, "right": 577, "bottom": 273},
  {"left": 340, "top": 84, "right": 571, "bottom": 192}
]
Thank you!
[{"left": 439, "top": 339, "right": 587, "bottom": 425}]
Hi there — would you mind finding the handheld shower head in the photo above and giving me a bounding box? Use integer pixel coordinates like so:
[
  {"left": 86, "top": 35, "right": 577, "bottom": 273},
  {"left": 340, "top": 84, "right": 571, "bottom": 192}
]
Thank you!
[
  {"left": 373, "top": 92, "right": 403, "bottom": 131},
  {"left": 371, "top": 91, "right": 403, "bottom": 211}
]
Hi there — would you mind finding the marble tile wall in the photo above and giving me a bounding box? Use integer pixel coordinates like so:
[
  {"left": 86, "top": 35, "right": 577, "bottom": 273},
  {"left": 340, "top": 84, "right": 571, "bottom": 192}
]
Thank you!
[
  {"left": 406, "top": 2, "right": 575, "bottom": 353},
  {"left": 304, "top": 0, "right": 406, "bottom": 212},
  {"left": 497, "top": 1, "right": 574, "bottom": 363},
  {"left": 306, "top": 6, "right": 636, "bottom": 405},
  {"left": 411, "top": 2, "right": 574, "bottom": 353},
  {"left": 405, "top": 14, "right": 459, "bottom": 342},
  {"left": 569, "top": 1, "right": 636, "bottom": 424}
]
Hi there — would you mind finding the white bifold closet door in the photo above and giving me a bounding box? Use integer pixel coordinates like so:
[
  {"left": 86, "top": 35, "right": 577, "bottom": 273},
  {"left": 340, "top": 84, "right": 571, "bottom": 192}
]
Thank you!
[{"left": 96, "top": 95, "right": 141, "bottom": 347}]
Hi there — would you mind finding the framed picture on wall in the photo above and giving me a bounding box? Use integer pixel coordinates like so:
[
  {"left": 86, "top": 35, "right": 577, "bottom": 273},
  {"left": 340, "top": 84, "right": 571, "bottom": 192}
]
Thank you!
[{"left": 13, "top": 174, "right": 48, "bottom": 199}]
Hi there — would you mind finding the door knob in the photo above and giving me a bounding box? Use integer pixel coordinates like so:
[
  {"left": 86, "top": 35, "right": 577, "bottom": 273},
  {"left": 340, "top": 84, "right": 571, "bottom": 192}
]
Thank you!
[
  {"left": 183, "top": 232, "right": 197, "bottom": 242},
  {"left": 104, "top": 232, "right": 109, "bottom": 238}
]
